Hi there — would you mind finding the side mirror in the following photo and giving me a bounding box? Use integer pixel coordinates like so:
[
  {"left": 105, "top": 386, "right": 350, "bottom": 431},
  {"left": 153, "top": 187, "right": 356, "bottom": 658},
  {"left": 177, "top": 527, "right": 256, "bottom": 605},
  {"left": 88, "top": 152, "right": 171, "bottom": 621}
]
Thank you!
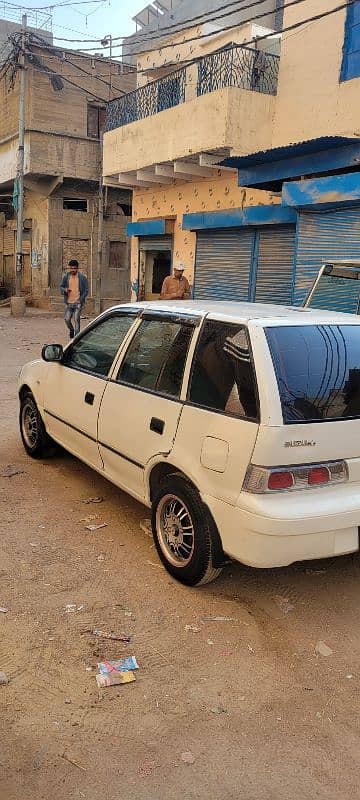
[{"left": 42, "top": 344, "right": 64, "bottom": 362}]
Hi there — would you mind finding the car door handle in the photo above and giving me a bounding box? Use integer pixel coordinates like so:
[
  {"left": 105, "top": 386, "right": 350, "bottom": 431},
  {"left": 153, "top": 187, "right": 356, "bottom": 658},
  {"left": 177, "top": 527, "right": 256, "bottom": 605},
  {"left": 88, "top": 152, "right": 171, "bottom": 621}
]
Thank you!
[
  {"left": 85, "top": 392, "right": 95, "bottom": 406},
  {"left": 150, "top": 417, "right": 164, "bottom": 435}
]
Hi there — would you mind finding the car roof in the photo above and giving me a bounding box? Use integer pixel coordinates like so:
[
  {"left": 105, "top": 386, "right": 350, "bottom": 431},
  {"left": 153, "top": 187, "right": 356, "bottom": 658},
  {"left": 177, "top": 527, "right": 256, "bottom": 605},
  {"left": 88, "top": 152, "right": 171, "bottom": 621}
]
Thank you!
[{"left": 110, "top": 300, "right": 360, "bottom": 325}]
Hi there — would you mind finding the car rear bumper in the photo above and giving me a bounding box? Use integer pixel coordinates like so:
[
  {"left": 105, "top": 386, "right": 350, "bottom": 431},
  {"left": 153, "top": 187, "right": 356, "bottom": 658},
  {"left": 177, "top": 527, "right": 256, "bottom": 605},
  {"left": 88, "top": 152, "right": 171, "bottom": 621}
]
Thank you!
[{"left": 204, "top": 490, "right": 360, "bottom": 568}]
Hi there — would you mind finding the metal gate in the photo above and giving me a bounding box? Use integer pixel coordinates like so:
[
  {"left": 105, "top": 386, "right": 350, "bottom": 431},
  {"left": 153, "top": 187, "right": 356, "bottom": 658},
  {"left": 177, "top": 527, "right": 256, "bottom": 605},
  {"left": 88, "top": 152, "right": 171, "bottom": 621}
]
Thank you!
[
  {"left": 138, "top": 235, "right": 172, "bottom": 252},
  {"left": 194, "top": 226, "right": 295, "bottom": 303},
  {"left": 294, "top": 207, "right": 360, "bottom": 305},
  {"left": 194, "top": 229, "right": 254, "bottom": 300}
]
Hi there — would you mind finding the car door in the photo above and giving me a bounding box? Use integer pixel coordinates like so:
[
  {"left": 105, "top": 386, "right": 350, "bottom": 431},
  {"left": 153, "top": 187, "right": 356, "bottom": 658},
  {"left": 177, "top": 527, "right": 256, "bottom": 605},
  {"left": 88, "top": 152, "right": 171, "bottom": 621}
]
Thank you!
[
  {"left": 43, "top": 310, "right": 138, "bottom": 468},
  {"left": 170, "top": 318, "right": 260, "bottom": 505},
  {"left": 98, "top": 310, "right": 199, "bottom": 499}
]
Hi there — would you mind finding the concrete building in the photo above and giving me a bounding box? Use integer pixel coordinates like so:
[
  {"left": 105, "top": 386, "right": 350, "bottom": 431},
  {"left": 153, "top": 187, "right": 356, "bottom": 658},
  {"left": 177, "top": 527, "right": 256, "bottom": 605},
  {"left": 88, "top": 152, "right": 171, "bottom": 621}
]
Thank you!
[
  {"left": 103, "top": 1, "right": 286, "bottom": 302},
  {"left": 104, "top": 0, "right": 360, "bottom": 307},
  {"left": 221, "top": 0, "right": 360, "bottom": 306},
  {"left": 0, "top": 28, "right": 135, "bottom": 306}
]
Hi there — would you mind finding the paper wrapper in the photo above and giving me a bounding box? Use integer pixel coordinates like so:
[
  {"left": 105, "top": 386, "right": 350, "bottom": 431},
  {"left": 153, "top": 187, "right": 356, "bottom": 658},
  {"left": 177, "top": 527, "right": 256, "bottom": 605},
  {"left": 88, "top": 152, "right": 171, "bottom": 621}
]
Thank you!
[{"left": 96, "top": 671, "right": 136, "bottom": 688}]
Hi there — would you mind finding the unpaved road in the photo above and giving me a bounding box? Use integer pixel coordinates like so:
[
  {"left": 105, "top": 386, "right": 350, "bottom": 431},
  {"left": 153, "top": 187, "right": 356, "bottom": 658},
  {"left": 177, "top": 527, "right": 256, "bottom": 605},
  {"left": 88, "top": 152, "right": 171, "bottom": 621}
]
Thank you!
[{"left": 1, "top": 308, "right": 360, "bottom": 800}]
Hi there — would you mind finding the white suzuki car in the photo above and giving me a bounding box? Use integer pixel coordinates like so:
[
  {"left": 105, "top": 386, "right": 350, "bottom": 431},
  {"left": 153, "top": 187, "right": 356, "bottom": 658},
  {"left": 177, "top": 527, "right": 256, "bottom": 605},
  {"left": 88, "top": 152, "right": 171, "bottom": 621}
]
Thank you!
[{"left": 18, "top": 301, "right": 360, "bottom": 586}]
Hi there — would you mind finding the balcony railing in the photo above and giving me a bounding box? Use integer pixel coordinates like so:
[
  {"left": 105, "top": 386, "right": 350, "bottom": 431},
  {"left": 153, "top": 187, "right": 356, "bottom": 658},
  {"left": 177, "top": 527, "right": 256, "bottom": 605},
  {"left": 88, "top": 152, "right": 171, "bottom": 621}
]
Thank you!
[
  {"left": 106, "top": 44, "right": 279, "bottom": 132},
  {"left": 197, "top": 44, "right": 279, "bottom": 98},
  {"left": 106, "top": 67, "right": 186, "bottom": 131}
]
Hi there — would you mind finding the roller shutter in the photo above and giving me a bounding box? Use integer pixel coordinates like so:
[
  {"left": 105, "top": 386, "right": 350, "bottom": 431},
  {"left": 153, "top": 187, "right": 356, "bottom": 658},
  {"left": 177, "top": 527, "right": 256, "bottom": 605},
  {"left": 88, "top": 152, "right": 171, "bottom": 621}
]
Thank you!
[
  {"left": 255, "top": 226, "right": 295, "bottom": 304},
  {"left": 194, "top": 226, "right": 295, "bottom": 304},
  {"left": 194, "top": 229, "right": 254, "bottom": 300},
  {"left": 138, "top": 235, "right": 172, "bottom": 252},
  {"left": 294, "top": 207, "right": 360, "bottom": 306}
]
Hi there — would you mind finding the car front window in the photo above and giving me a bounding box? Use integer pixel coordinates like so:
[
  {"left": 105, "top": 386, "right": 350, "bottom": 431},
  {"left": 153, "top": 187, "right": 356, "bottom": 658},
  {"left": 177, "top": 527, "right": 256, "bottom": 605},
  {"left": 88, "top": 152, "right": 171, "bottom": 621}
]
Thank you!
[{"left": 64, "top": 312, "right": 137, "bottom": 377}]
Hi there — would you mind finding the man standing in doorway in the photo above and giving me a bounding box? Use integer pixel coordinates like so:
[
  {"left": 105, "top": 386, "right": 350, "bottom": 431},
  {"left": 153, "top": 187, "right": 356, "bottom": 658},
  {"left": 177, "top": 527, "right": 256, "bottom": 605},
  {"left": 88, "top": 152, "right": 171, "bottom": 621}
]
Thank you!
[
  {"left": 160, "top": 262, "right": 191, "bottom": 300},
  {"left": 60, "top": 259, "right": 89, "bottom": 339}
]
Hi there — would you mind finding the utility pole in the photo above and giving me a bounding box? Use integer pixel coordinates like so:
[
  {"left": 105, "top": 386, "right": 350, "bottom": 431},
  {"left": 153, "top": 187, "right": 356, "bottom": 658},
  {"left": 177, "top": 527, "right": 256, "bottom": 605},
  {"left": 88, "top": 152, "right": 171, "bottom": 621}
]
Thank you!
[
  {"left": 12, "top": 12, "right": 27, "bottom": 316},
  {"left": 95, "top": 35, "right": 112, "bottom": 316},
  {"left": 95, "top": 35, "right": 113, "bottom": 315},
  {"left": 95, "top": 135, "right": 104, "bottom": 316}
]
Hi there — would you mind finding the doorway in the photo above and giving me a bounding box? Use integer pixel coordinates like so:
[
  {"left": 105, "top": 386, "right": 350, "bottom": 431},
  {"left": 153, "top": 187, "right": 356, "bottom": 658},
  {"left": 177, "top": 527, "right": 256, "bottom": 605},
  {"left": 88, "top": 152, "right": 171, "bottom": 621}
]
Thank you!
[{"left": 144, "top": 251, "right": 171, "bottom": 300}]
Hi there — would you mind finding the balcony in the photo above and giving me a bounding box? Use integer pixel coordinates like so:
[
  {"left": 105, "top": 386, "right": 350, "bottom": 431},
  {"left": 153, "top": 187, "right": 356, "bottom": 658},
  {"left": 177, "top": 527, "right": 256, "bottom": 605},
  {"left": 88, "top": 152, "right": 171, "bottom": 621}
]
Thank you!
[
  {"left": 103, "top": 44, "right": 279, "bottom": 187},
  {"left": 107, "top": 45, "right": 279, "bottom": 132}
]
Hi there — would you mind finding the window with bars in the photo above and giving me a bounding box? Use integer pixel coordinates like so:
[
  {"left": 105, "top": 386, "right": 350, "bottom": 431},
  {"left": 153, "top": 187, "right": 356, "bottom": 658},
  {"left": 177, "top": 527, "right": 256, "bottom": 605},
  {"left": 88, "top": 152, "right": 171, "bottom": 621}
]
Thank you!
[{"left": 87, "top": 104, "right": 107, "bottom": 138}]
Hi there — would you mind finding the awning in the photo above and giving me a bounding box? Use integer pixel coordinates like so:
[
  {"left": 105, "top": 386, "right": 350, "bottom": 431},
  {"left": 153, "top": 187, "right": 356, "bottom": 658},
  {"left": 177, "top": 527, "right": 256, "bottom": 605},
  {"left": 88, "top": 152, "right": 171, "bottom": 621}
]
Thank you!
[
  {"left": 183, "top": 205, "right": 296, "bottom": 231},
  {"left": 220, "top": 136, "right": 360, "bottom": 189},
  {"left": 126, "top": 219, "right": 166, "bottom": 237},
  {"left": 283, "top": 171, "right": 360, "bottom": 209}
]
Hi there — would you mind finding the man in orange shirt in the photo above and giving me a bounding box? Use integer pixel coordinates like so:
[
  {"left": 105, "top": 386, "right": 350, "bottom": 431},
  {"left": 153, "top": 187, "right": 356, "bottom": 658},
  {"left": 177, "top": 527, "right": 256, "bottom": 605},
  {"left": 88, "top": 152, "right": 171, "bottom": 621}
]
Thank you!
[
  {"left": 60, "top": 259, "right": 89, "bottom": 338},
  {"left": 160, "top": 262, "right": 191, "bottom": 300}
]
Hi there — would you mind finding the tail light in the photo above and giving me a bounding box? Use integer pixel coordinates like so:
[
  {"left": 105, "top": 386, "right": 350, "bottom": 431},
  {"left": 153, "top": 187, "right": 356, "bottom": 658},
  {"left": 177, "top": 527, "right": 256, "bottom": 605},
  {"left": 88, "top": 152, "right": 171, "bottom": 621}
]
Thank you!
[{"left": 243, "top": 460, "right": 348, "bottom": 494}]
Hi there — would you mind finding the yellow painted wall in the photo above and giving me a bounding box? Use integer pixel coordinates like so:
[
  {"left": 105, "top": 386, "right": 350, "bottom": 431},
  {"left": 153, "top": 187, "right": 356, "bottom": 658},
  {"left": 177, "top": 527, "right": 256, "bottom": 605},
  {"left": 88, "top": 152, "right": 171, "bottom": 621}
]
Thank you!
[
  {"left": 273, "top": 0, "right": 360, "bottom": 146},
  {"left": 134, "top": 14, "right": 279, "bottom": 89},
  {"left": 104, "top": 85, "right": 275, "bottom": 176},
  {"left": 130, "top": 172, "right": 278, "bottom": 297}
]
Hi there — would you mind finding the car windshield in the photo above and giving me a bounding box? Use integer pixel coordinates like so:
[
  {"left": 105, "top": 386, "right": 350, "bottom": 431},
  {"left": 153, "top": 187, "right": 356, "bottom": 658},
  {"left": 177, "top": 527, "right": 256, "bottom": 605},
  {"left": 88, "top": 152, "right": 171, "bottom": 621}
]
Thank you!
[{"left": 266, "top": 324, "right": 360, "bottom": 423}]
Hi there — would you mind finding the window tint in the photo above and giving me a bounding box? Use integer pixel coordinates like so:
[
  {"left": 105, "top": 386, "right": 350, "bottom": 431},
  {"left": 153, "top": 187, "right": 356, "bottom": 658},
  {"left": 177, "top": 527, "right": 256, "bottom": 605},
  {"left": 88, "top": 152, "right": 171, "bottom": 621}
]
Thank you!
[
  {"left": 188, "top": 320, "right": 258, "bottom": 420},
  {"left": 266, "top": 324, "right": 360, "bottom": 423},
  {"left": 64, "top": 313, "right": 137, "bottom": 376},
  {"left": 117, "top": 318, "right": 194, "bottom": 397}
]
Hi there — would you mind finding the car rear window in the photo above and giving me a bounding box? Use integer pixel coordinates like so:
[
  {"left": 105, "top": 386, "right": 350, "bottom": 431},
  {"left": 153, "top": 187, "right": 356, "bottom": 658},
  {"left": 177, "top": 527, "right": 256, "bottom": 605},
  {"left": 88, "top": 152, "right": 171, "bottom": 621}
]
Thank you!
[{"left": 266, "top": 324, "right": 360, "bottom": 423}]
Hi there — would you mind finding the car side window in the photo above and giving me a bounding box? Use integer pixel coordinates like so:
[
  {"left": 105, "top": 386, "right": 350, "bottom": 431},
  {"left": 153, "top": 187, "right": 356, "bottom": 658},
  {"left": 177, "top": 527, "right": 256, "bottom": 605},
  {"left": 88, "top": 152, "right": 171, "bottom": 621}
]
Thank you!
[
  {"left": 188, "top": 320, "right": 259, "bottom": 420},
  {"left": 64, "top": 313, "right": 137, "bottom": 377},
  {"left": 116, "top": 317, "right": 194, "bottom": 398}
]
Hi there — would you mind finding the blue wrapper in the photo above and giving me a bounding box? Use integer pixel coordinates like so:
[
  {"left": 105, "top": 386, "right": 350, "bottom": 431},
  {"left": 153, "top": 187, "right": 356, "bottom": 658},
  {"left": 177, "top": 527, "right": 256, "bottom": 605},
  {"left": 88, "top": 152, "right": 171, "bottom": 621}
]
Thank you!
[{"left": 98, "top": 656, "right": 139, "bottom": 675}]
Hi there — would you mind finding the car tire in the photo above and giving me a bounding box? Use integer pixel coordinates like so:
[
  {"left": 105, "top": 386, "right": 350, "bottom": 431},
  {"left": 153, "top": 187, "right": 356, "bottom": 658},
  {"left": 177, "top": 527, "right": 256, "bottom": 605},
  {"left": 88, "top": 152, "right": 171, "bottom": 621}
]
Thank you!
[
  {"left": 151, "top": 473, "right": 224, "bottom": 586},
  {"left": 19, "top": 392, "right": 57, "bottom": 459}
]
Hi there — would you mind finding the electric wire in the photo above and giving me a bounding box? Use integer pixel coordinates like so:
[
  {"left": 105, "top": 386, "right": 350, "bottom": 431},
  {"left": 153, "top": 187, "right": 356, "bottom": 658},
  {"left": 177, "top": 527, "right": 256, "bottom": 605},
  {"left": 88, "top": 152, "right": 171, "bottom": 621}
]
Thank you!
[
  {"left": 1, "top": 0, "right": 354, "bottom": 102},
  {"left": 28, "top": 0, "right": 355, "bottom": 94},
  {"left": 51, "top": 0, "right": 281, "bottom": 43}
]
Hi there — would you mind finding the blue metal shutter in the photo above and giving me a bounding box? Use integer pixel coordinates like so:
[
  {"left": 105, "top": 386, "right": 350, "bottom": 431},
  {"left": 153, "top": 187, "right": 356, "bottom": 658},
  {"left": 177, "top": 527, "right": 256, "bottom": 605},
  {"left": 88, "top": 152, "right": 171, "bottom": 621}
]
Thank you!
[
  {"left": 294, "top": 207, "right": 360, "bottom": 305},
  {"left": 194, "top": 229, "right": 254, "bottom": 300},
  {"left": 254, "top": 225, "right": 295, "bottom": 304}
]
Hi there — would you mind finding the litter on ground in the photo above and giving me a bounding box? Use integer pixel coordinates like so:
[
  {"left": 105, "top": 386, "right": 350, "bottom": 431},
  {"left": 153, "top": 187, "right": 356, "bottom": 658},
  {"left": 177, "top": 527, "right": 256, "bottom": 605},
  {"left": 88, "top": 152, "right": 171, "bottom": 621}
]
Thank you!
[
  {"left": 95, "top": 655, "right": 139, "bottom": 688},
  {"left": 315, "top": 640, "right": 333, "bottom": 657},
  {"left": 140, "top": 519, "right": 152, "bottom": 537},
  {"left": 98, "top": 656, "right": 139, "bottom": 675},
  {"left": 0, "top": 465, "right": 24, "bottom": 478},
  {"left": 96, "top": 671, "right": 136, "bottom": 688},
  {"left": 82, "top": 497, "right": 104, "bottom": 505},
  {"left": 83, "top": 628, "right": 132, "bottom": 643},
  {"left": 85, "top": 523, "right": 108, "bottom": 532}
]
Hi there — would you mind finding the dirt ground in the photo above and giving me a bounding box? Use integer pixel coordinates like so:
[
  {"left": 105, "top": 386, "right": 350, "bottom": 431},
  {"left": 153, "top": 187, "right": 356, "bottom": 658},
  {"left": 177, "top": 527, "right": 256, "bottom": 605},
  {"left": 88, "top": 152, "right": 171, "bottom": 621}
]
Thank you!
[{"left": 1, "top": 308, "right": 360, "bottom": 800}]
